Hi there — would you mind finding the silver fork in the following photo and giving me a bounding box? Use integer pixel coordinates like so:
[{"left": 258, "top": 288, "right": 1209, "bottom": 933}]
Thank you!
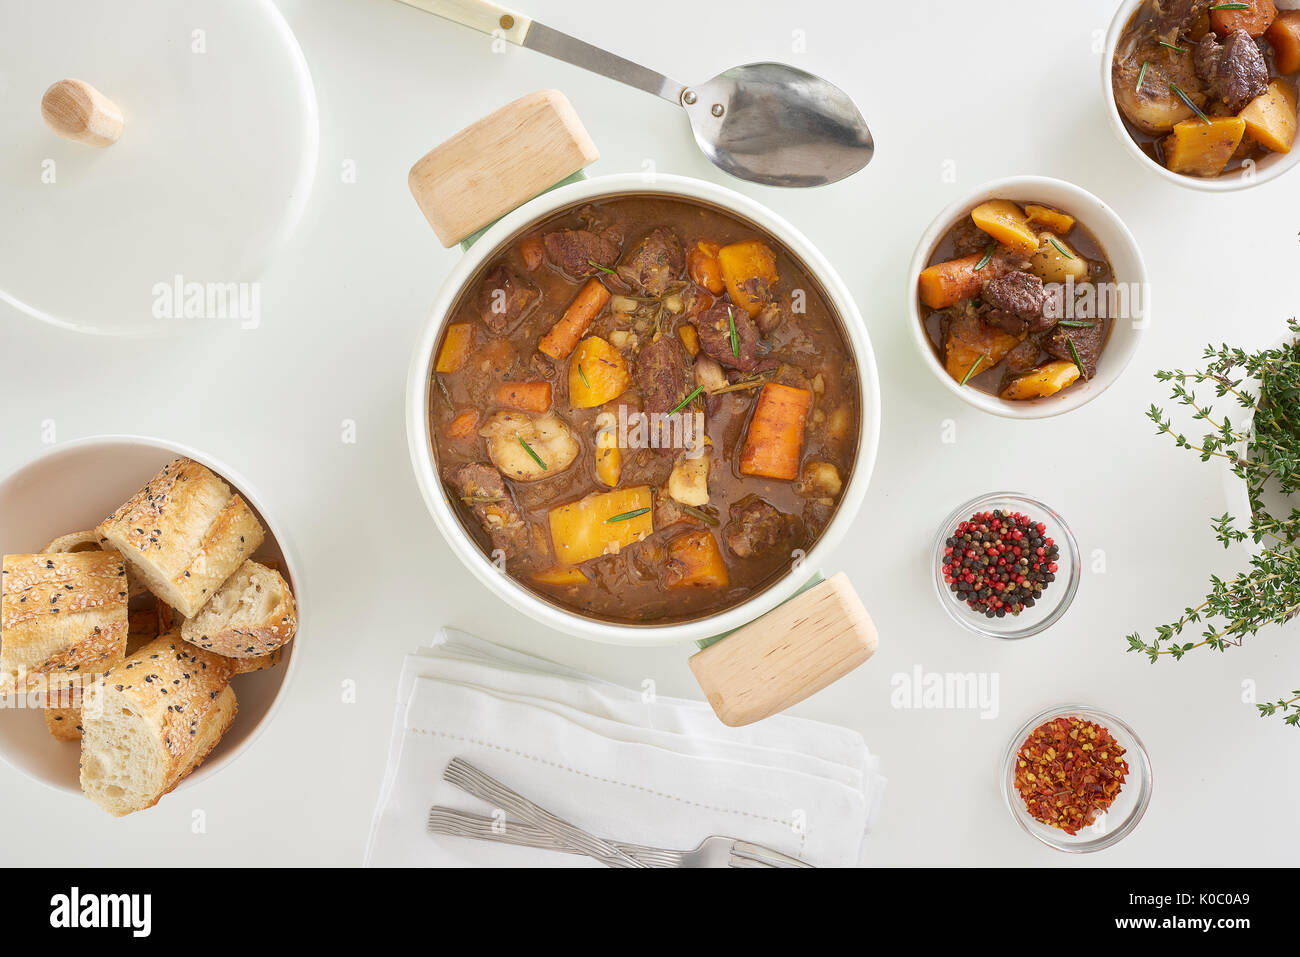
[
  {"left": 427, "top": 805, "right": 812, "bottom": 867},
  {"left": 442, "top": 757, "right": 646, "bottom": 868}
]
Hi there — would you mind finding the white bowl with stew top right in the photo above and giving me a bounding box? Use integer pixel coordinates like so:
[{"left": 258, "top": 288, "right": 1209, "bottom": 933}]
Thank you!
[
  {"left": 906, "top": 176, "right": 1149, "bottom": 420},
  {"left": 1102, "top": 0, "right": 1300, "bottom": 192}
]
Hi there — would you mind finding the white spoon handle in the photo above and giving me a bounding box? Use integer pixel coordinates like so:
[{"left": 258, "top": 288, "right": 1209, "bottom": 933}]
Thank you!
[{"left": 393, "top": 0, "right": 532, "bottom": 44}]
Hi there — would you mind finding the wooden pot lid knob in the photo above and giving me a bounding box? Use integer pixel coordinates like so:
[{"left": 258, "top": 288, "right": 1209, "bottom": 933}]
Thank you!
[{"left": 41, "top": 79, "right": 124, "bottom": 147}]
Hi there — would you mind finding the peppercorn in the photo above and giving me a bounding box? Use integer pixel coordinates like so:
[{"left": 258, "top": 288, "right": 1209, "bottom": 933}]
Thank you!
[{"left": 940, "top": 509, "right": 1059, "bottom": 617}]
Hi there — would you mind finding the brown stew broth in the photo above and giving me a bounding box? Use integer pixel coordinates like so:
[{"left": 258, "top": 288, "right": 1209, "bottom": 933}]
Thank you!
[{"left": 429, "top": 195, "right": 861, "bottom": 626}]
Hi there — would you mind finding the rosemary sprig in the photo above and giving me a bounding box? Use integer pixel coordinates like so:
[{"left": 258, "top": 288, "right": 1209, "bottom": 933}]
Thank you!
[
  {"left": 1066, "top": 337, "right": 1088, "bottom": 380},
  {"left": 727, "top": 306, "right": 740, "bottom": 357},
  {"left": 678, "top": 503, "right": 720, "bottom": 526},
  {"left": 1210, "top": 3, "right": 1250, "bottom": 9},
  {"left": 959, "top": 354, "right": 988, "bottom": 386},
  {"left": 1136, "top": 60, "right": 1149, "bottom": 93},
  {"left": 1057, "top": 320, "right": 1098, "bottom": 328},
  {"left": 1048, "top": 236, "right": 1075, "bottom": 260},
  {"left": 1170, "top": 82, "right": 1211, "bottom": 124},
  {"left": 1127, "top": 318, "right": 1300, "bottom": 727},
  {"left": 578, "top": 365, "right": 591, "bottom": 389},
  {"left": 670, "top": 385, "right": 705, "bottom": 414},
  {"left": 1157, "top": 40, "right": 1187, "bottom": 53},
  {"left": 974, "top": 245, "right": 995, "bottom": 271},
  {"left": 518, "top": 437, "right": 547, "bottom": 470},
  {"left": 605, "top": 507, "right": 651, "bottom": 524},
  {"left": 709, "top": 371, "right": 774, "bottom": 395}
]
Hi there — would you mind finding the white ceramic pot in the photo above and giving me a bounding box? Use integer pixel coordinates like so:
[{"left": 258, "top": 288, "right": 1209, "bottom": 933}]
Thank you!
[
  {"left": 1101, "top": 0, "right": 1300, "bottom": 192},
  {"left": 0, "top": 436, "right": 302, "bottom": 796},
  {"left": 407, "top": 172, "right": 881, "bottom": 648},
  {"left": 907, "top": 175, "right": 1149, "bottom": 420}
]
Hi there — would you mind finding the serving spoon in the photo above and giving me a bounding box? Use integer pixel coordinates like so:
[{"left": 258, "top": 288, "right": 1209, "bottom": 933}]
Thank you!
[{"left": 392, "top": 0, "right": 875, "bottom": 187}]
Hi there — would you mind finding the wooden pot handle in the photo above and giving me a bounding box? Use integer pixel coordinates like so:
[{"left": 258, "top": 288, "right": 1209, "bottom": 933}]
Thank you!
[
  {"left": 408, "top": 89, "right": 598, "bottom": 248},
  {"left": 688, "top": 572, "right": 878, "bottom": 727}
]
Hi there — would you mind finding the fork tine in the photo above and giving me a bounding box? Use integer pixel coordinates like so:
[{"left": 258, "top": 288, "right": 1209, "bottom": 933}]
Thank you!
[{"left": 730, "top": 840, "right": 814, "bottom": 868}]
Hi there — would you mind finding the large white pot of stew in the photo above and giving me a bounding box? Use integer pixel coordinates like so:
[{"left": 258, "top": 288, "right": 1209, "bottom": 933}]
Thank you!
[{"left": 404, "top": 91, "right": 881, "bottom": 725}]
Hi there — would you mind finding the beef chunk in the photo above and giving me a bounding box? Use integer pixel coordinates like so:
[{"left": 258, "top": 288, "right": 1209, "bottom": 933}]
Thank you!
[
  {"left": 1155, "top": 0, "right": 1211, "bottom": 38},
  {"left": 445, "top": 463, "right": 531, "bottom": 558},
  {"left": 543, "top": 229, "right": 621, "bottom": 279},
  {"left": 723, "top": 496, "right": 803, "bottom": 559},
  {"left": 475, "top": 264, "right": 539, "bottom": 335},
  {"left": 755, "top": 302, "right": 784, "bottom": 335},
  {"left": 635, "top": 335, "right": 692, "bottom": 414},
  {"left": 1044, "top": 321, "right": 1105, "bottom": 379},
  {"left": 1003, "top": 337, "right": 1042, "bottom": 374},
  {"left": 1195, "top": 30, "right": 1268, "bottom": 113},
  {"left": 616, "top": 227, "right": 685, "bottom": 296},
  {"left": 982, "top": 271, "right": 1051, "bottom": 335},
  {"left": 692, "top": 302, "right": 776, "bottom": 374}
]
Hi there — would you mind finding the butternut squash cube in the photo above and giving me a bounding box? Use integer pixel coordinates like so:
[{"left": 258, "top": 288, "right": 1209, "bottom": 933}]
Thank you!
[
  {"left": 548, "top": 486, "right": 653, "bottom": 565},
  {"left": 717, "top": 240, "right": 778, "bottom": 318},
  {"left": 1024, "top": 204, "right": 1076, "bottom": 235},
  {"left": 664, "top": 530, "right": 729, "bottom": 589},
  {"left": 1239, "top": 79, "right": 1298, "bottom": 154},
  {"left": 970, "top": 201, "right": 1039, "bottom": 256},
  {"left": 569, "top": 336, "right": 630, "bottom": 408},
  {"left": 1163, "top": 117, "right": 1246, "bottom": 177},
  {"left": 435, "top": 322, "right": 475, "bottom": 373},
  {"left": 943, "top": 313, "right": 1024, "bottom": 384},
  {"left": 999, "top": 360, "right": 1081, "bottom": 401}
]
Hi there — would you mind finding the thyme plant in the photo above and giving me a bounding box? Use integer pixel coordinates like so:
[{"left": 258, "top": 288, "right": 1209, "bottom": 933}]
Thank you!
[{"left": 1128, "top": 319, "right": 1300, "bottom": 727}]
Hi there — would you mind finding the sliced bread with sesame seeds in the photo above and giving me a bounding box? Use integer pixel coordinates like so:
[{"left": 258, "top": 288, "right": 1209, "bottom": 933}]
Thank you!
[
  {"left": 180, "top": 560, "right": 296, "bottom": 658},
  {"left": 0, "top": 552, "right": 129, "bottom": 694},
  {"left": 79, "top": 633, "right": 236, "bottom": 816},
  {"left": 97, "top": 458, "right": 265, "bottom": 618},
  {"left": 42, "top": 528, "right": 148, "bottom": 598},
  {"left": 46, "top": 706, "right": 83, "bottom": 741}
]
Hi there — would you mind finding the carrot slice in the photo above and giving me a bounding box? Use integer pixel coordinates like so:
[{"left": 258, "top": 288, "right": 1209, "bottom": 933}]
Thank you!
[
  {"left": 918, "top": 253, "right": 995, "bottom": 310},
  {"left": 739, "top": 382, "right": 813, "bottom": 481},
  {"left": 447, "top": 409, "right": 480, "bottom": 439},
  {"left": 495, "top": 381, "right": 553, "bottom": 413},
  {"left": 538, "top": 279, "right": 610, "bottom": 360}
]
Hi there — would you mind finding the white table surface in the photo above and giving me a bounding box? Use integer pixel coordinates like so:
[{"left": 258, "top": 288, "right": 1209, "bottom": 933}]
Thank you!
[{"left": 1, "top": 0, "right": 1297, "bottom": 867}]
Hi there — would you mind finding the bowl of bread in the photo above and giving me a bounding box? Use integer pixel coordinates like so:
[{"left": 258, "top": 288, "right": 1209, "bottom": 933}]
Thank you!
[{"left": 0, "top": 436, "right": 300, "bottom": 815}]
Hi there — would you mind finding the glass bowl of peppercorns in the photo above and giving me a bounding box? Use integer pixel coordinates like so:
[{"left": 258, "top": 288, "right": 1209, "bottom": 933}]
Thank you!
[
  {"left": 1001, "top": 705, "right": 1153, "bottom": 853},
  {"left": 932, "top": 492, "right": 1080, "bottom": 640}
]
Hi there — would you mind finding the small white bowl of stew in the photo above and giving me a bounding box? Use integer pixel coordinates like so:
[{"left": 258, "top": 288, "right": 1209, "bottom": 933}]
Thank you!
[
  {"left": 1103, "top": 0, "right": 1300, "bottom": 190},
  {"left": 907, "top": 176, "right": 1149, "bottom": 420}
]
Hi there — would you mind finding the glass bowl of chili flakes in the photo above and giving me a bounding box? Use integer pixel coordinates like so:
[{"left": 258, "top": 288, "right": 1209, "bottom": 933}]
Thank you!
[
  {"left": 1002, "top": 705, "right": 1153, "bottom": 853},
  {"left": 932, "top": 492, "right": 1080, "bottom": 640}
]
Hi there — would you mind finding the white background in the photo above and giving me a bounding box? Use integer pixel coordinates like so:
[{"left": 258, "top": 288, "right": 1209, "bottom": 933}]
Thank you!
[{"left": 1, "top": 0, "right": 1297, "bottom": 866}]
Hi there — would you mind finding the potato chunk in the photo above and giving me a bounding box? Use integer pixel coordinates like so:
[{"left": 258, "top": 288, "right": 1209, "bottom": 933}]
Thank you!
[
  {"left": 1239, "top": 79, "right": 1298, "bottom": 154},
  {"left": 1028, "top": 232, "right": 1088, "bottom": 284},
  {"left": 999, "top": 360, "right": 1082, "bottom": 401},
  {"left": 1163, "top": 117, "right": 1246, "bottom": 177},
  {"left": 480, "top": 411, "right": 579, "bottom": 482}
]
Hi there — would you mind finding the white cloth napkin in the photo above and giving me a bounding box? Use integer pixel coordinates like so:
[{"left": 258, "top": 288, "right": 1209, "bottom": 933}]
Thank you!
[{"left": 364, "top": 630, "right": 886, "bottom": 868}]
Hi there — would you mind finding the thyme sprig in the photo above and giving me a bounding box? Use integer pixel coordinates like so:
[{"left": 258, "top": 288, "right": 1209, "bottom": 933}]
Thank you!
[{"left": 1127, "top": 319, "right": 1300, "bottom": 727}]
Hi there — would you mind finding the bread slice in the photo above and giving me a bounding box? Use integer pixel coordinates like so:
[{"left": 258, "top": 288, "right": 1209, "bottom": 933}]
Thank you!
[
  {"left": 79, "top": 633, "right": 236, "bottom": 816},
  {"left": 97, "top": 458, "right": 265, "bottom": 618},
  {"left": 226, "top": 646, "right": 285, "bottom": 675},
  {"left": 180, "top": 560, "right": 296, "bottom": 658},
  {"left": 1, "top": 552, "right": 129, "bottom": 693},
  {"left": 43, "top": 529, "right": 147, "bottom": 598},
  {"left": 45, "top": 706, "right": 83, "bottom": 741}
]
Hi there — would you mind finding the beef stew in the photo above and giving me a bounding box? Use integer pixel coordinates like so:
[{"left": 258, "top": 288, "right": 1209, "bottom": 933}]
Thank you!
[
  {"left": 429, "top": 196, "right": 860, "bottom": 625},
  {"left": 917, "top": 200, "right": 1115, "bottom": 401},
  {"left": 1113, "top": 0, "right": 1299, "bottom": 177}
]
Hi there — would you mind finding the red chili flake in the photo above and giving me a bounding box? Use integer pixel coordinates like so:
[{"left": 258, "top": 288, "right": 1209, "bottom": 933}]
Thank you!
[{"left": 1013, "top": 716, "right": 1129, "bottom": 835}]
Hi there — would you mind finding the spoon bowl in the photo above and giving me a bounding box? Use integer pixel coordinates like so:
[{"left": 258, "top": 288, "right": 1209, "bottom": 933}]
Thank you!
[{"left": 682, "top": 63, "right": 875, "bottom": 188}]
